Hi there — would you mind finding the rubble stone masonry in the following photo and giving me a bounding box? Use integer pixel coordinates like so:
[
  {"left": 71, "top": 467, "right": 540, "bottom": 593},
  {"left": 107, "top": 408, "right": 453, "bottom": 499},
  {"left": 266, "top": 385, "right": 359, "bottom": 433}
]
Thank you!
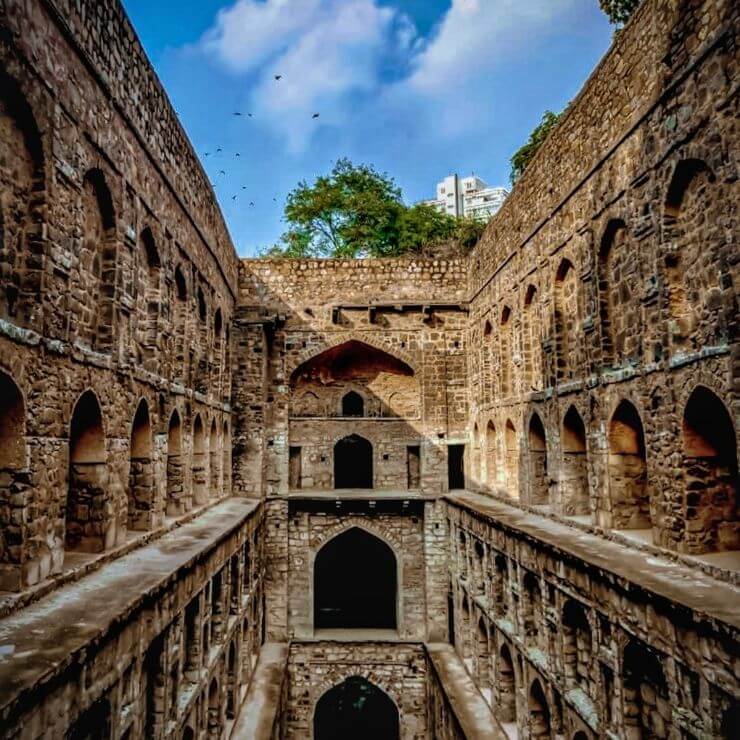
[{"left": 0, "top": 0, "right": 737, "bottom": 738}]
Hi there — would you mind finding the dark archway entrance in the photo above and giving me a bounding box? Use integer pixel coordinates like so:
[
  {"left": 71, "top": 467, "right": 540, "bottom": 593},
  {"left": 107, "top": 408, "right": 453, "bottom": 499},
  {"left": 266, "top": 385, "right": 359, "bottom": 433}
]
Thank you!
[
  {"left": 314, "top": 676, "right": 399, "bottom": 740},
  {"left": 314, "top": 527, "right": 396, "bottom": 630},
  {"left": 334, "top": 434, "right": 373, "bottom": 488}
]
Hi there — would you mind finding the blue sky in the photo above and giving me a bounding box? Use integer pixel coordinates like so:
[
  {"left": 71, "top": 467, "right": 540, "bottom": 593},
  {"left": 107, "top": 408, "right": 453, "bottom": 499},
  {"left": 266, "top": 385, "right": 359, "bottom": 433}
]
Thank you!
[{"left": 121, "top": 0, "right": 614, "bottom": 256}]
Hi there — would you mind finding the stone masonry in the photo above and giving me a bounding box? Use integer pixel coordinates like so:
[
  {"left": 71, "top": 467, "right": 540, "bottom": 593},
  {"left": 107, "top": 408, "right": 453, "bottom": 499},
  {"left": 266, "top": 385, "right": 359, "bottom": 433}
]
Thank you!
[{"left": 0, "top": 0, "right": 738, "bottom": 738}]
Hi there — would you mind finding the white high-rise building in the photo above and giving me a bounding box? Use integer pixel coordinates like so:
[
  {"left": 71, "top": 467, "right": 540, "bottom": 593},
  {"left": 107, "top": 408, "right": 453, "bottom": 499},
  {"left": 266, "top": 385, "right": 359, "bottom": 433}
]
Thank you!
[{"left": 420, "top": 174, "right": 509, "bottom": 221}]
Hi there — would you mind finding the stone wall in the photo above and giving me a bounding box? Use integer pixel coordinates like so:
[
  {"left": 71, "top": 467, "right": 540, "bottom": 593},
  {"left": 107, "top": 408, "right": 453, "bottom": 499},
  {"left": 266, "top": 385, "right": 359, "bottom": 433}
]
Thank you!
[
  {"left": 0, "top": 0, "right": 237, "bottom": 591},
  {"left": 464, "top": 0, "right": 739, "bottom": 556}
]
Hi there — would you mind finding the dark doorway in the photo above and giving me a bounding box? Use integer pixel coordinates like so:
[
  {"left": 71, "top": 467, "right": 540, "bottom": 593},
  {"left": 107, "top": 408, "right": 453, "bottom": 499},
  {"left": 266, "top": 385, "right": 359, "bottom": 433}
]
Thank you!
[
  {"left": 314, "top": 676, "right": 399, "bottom": 740},
  {"left": 334, "top": 434, "right": 373, "bottom": 488},
  {"left": 448, "top": 444, "right": 465, "bottom": 489},
  {"left": 341, "top": 391, "right": 364, "bottom": 417},
  {"left": 407, "top": 445, "right": 421, "bottom": 489},
  {"left": 289, "top": 446, "right": 302, "bottom": 489},
  {"left": 314, "top": 527, "right": 396, "bottom": 630}
]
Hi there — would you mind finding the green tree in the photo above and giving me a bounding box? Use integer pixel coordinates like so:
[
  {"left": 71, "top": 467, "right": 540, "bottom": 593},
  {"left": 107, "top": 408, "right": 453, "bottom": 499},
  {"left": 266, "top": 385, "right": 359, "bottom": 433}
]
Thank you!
[
  {"left": 599, "top": 0, "right": 641, "bottom": 26},
  {"left": 509, "top": 110, "right": 562, "bottom": 185},
  {"left": 262, "top": 159, "right": 488, "bottom": 259}
]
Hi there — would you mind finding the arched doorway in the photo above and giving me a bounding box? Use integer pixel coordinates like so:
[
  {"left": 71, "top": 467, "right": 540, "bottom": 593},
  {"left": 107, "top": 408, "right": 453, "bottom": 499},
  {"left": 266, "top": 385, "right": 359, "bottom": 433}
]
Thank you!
[
  {"left": 341, "top": 391, "right": 364, "bottom": 417},
  {"left": 314, "top": 677, "right": 399, "bottom": 740},
  {"left": 529, "top": 679, "right": 551, "bottom": 739},
  {"left": 314, "top": 527, "right": 396, "bottom": 630},
  {"left": 129, "top": 399, "right": 154, "bottom": 531},
  {"left": 67, "top": 390, "right": 110, "bottom": 552},
  {"left": 334, "top": 435, "right": 373, "bottom": 489}
]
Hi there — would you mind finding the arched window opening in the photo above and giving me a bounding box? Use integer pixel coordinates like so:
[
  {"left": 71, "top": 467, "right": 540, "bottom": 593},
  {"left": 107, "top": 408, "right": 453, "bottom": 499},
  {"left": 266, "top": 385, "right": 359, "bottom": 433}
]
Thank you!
[
  {"left": 460, "top": 595, "right": 472, "bottom": 664},
  {"left": 477, "top": 618, "right": 491, "bottom": 702},
  {"left": 0, "top": 74, "right": 44, "bottom": 329},
  {"left": 68, "top": 696, "right": 111, "bottom": 740},
  {"left": 473, "top": 539, "right": 485, "bottom": 595},
  {"left": 197, "top": 286, "right": 207, "bottom": 322},
  {"left": 139, "top": 228, "right": 161, "bottom": 366},
  {"left": 173, "top": 265, "right": 188, "bottom": 383},
  {"left": 128, "top": 399, "right": 154, "bottom": 531},
  {"left": 493, "top": 554, "right": 509, "bottom": 619},
  {"left": 314, "top": 527, "right": 396, "bottom": 630},
  {"left": 0, "top": 372, "right": 25, "bottom": 470},
  {"left": 554, "top": 259, "right": 578, "bottom": 383},
  {"left": 166, "top": 410, "right": 186, "bottom": 516},
  {"left": 222, "top": 421, "right": 231, "bottom": 495},
  {"left": 623, "top": 641, "right": 669, "bottom": 738},
  {"left": 562, "top": 406, "right": 589, "bottom": 517},
  {"left": 341, "top": 390, "right": 364, "bottom": 417},
  {"left": 207, "top": 678, "right": 221, "bottom": 736},
  {"left": 608, "top": 401, "right": 650, "bottom": 530},
  {"left": 500, "top": 306, "right": 513, "bottom": 396},
  {"left": 497, "top": 644, "right": 517, "bottom": 725},
  {"left": 314, "top": 677, "right": 399, "bottom": 740},
  {"left": 663, "top": 159, "right": 716, "bottom": 353},
  {"left": 209, "top": 419, "right": 220, "bottom": 499},
  {"left": 80, "top": 170, "right": 116, "bottom": 353},
  {"left": 470, "top": 423, "right": 481, "bottom": 488},
  {"left": 522, "top": 572, "right": 543, "bottom": 652},
  {"left": 562, "top": 600, "right": 592, "bottom": 695},
  {"left": 334, "top": 434, "right": 373, "bottom": 489},
  {"left": 528, "top": 414, "right": 548, "bottom": 505},
  {"left": 483, "top": 319, "right": 492, "bottom": 338},
  {"left": 505, "top": 420, "right": 519, "bottom": 499},
  {"left": 529, "top": 679, "right": 551, "bottom": 740},
  {"left": 524, "top": 285, "right": 542, "bottom": 391},
  {"left": 682, "top": 387, "right": 738, "bottom": 553},
  {"left": 485, "top": 420, "right": 498, "bottom": 490},
  {"left": 226, "top": 641, "right": 237, "bottom": 720},
  {"left": 67, "top": 391, "right": 110, "bottom": 553},
  {"left": 192, "top": 414, "right": 207, "bottom": 506}
]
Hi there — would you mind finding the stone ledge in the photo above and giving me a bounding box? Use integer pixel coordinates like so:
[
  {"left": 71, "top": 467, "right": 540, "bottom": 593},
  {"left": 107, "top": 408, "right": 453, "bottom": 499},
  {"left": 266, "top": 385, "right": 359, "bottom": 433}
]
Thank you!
[
  {"left": 231, "top": 643, "right": 289, "bottom": 740},
  {"left": 446, "top": 491, "right": 740, "bottom": 632},
  {"left": 426, "top": 642, "right": 507, "bottom": 740},
  {"left": 0, "top": 498, "right": 260, "bottom": 716}
]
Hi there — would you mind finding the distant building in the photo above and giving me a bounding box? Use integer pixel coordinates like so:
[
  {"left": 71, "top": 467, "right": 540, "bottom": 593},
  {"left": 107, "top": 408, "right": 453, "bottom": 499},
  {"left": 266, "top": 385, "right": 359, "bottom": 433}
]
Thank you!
[{"left": 420, "top": 174, "right": 509, "bottom": 221}]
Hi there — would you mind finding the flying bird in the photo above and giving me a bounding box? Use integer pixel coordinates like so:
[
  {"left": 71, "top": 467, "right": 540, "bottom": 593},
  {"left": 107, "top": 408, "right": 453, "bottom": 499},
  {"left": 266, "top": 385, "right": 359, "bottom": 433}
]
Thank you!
[
  {"left": 219, "top": 170, "right": 226, "bottom": 175},
  {"left": 250, "top": 201, "right": 255, "bottom": 207},
  {"left": 232, "top": 195, "right": 237, "bottom": 200},
  {"left": 216, "top": 147, "right": 223, "bottom": 153},
  {"left": 234, "top": 112, "right": 242, "bottom": 116},
  {"left": 247, "top": 113, "right": 253, "bottom": 118},
  {"left": 312, "top": 113, "right": 320, "bottom": 119},
  {"left": 242, "top": 186, "right": 247, "bottom": 190},
  {"left": 274, "top": 75, "right": 282, "bottom": 81},
  {"left": 204, "top": 152, "right": 210, "bottom": 157},
  {"left": 235, "top": 153, "right": 241, "bottom": 157}
]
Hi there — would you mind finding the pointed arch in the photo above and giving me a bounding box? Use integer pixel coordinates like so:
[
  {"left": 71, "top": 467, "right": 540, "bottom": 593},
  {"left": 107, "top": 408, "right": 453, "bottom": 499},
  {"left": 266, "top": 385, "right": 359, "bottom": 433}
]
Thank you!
[
  {"left": 334, "top": 434, "right": 373, "bottom": 489},
  {"left": 314, "top": 526, "right": 397, "bottom": 630},
  {"left": 128, "top": 399, "right": 155, "bottom": 531},
  {"left": 173, "top": 264, "right": 188, "bottom": 383},
  {"left": 562, "top": 405, "right": 589, "bottom": 516},
  {"left": 682, "top": 386, "right": 737, "bottom": 553},
  {"left": 166, "top": 409, "right": 186, "bottom": 516},
  {"left": 505, "top": 419, "right": 519, "bottom": 499},
  {"left": 608, "top": 400, "right": 650, "bottom": 530},
  {"left": 222, "top": 419, "right": 231, "bottom": 495},
  {"left": 485, "top": 420, "right": 498, "bottom": 489},
  {"left": 470, "top": 423, "right": 481, "bottom": 487},
  {"left": 562, "top": 600, "right": 592, "bottom": 695},
  {"left": 500, "top": 305, "right": 513, "bottom": 396},
  {"left": 523, "top": 284, "right": 541, "bottom": 390},
  {"left": 67, "top": 390, "right": 112, "bottom": 552},
  {"left": 528, "top": 413, "right": 548, "bottom": 504},
  {"left": 497, "top": 642, "right": 517, "bottom": 724},
  {"left": 341, "top": 390, "right": 364, "bottom": 417},
  {"left": 209, "top": 417, "right": 221, "bottom": 498},
  {"left": 139, "top": 228, "right": 160, "bottom": 365},
  {"left": 0, "top": 371, "right": 25, "bottom": 469},
  {"left": 528, "top": 679, "right": 551, "bottom": 739},
  {"left": 554, "top": 258, "right": 578, "bottom": 382},
  {"left": 192, "top": 414, "right": 207, "bottom": 505}
]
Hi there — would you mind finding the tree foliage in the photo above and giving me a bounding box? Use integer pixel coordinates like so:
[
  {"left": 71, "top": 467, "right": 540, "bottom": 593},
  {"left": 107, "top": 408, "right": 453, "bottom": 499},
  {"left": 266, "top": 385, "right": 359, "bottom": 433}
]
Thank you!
[
  {"left": 599, "top": 0, "right": 641, "bottom": 26},
  {"left": 509, "top": 110, "right": 562, "bottom": 185},
  {"left": 262, "top": 158, "right": 487, "bottom": 259}
]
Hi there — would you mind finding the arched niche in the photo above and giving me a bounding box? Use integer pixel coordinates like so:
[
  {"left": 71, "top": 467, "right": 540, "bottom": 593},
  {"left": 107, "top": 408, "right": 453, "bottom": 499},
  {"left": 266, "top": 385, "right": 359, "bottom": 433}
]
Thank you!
[
  {"left": 528, "top": 413, "right": 548, "bottom": 505},
  {"left": 289, "top": 340, "right": 417, "bottom": 420},
  {"left": 0, "top": 371, "right": 25, "bottom": 470},
  {"left": 192, "top": 414, "right": 207, "bottom": 505},
  {"left": 505, "top": 420, "right": 519, "bottom": 499},
  {"left": 209, "top": 418, "right": 220, "bottom": 498},
  {"left": 166, "top": 410, "right": 187, "bottom": 516},
  {"left": 341, "top": 390, "right": 364, "bottom": 417},
  {"left": 314, "top": 676, "right": 399, "bottom": 740},
  {"left": 128, "top": 399, "right": 155, "bottom": 531},
  {"left": 313, "top": 527, "right": 397, "bottom": 631},
  {"left": 561, "top": 405, "right": 589, "bottom": 516},
  {"left": 334, "top": 434, "right": 373, "bottom": 489},
  {"left": 554, "top": 258, "right": 578, "bottom": 382},
  {"left": 528, "top": 679, "right": 551, "bottom": 740}
]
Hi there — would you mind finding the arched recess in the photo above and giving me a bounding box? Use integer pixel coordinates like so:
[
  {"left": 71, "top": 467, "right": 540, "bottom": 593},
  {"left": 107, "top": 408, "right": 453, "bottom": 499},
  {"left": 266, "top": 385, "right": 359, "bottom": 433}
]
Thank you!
[
  {"left": 470, "top": 423, "right": 481, "bottom": 488},
  {"left": 341, "top": 390, "right": 364, "bottom": 417},
  {"left": 207, "top": 677, "right": 222, "bottom": 736},
  {"left": 476, "top": 617, "right": 491, "bottom": 701},
  {"left": 209, "top": 418, "right": 220, "bottom": 498},
  {"left": 622, "top": 641, "right": 669, "bottom": 738},
  {"left": 500, "top": 306, "right": 513, "bottom": 396},
  {"left": 562, "top": 600, "right": 592, "bottom": 695},
  {"left": 173, "top": 264, "right": 188, "bottom": 384},
  {"left": 314, "top": 676, "right": 399, "bottom": 740},
  {"left": 497, "top": 643, "right": 517, "bottom": 725},
  {"left": 485, "top": 420, "right": 498, "bottom": 489},
  {"left": 522, "top": 572, "right": 543, "bottom": 651},
  {"left": 663, "top": 159, "right": 719, "bottom": 353},
  {"left": 528, "top": 413, "right": 549, "bottom": 505},
  {"left": 194, "top": 285, "right": 209, "bottom": 394},
  {"left": 334, "top": 434, "right": 373, "bottom": 489},
  {"left": 505, "top": 420, "right": 519, "bottom": 499},
  {"left": 528, "top": 679, "right": 551, "bottom": 740},
  {"left": 166, "top": 410, "right": 186, "bottom": 516},
  {"left": 524, "top": 285, "right": 542, "bottom": 391},
  {"left": 290, "top": 339, "right": 417, "bottom": 421},
  {"left": 139, "top": 227, "right": 160, "bottom": 365},
  {"left": 599, "top": 219, "right": 640, "bottom": 366},
  {"left": 191, "top": 414, "right": 207, "bottom": 505},
  {"left": 313, "top": 527, "right": 397, "bottom": 630},
  {"left": 222, "top": 420, "right": 231, "bottom": 495},
  {"left": 608, "top": 400, "right": 650, "bottom": 530},
  {"left": 554, "top": 259, "right": 578, "bottom": 383},
  {"left": 128, "top": 399, "right": 155, "bottom": 531},
  {"left": 0, "top": 70, "right": 45, "bottom": 330},
  {"left": 562, "top": 406, "right": 589, "bottom": 516},
  {"left": 213, "top": 308, "right": 223, "bottom": 389},
  {"left": 67, "top": 390, "right": 112, "bottom": 552},
  {"left": 80, "top": 169, "right": 116, "bottom": 352},
  {"left": 682, "top": 386, "right": 738, "bottom": 553}
]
